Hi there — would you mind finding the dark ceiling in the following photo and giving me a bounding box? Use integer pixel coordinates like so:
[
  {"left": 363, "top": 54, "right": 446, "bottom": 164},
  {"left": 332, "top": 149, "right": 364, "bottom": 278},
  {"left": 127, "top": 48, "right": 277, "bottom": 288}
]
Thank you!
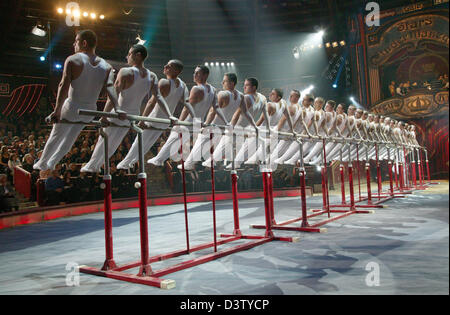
[{"left": 0, "top": 0, "right": 420, "bottom": 80}]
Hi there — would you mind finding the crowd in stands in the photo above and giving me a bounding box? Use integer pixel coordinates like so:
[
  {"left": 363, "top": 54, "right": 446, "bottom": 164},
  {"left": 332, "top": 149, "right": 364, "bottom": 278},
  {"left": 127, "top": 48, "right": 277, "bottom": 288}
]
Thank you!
[
  {"left": 1, "top": 112, "right": 299, "bottom": 213},
  {"left": 388, "top": 73, "right": 449, "bottom": 97}
]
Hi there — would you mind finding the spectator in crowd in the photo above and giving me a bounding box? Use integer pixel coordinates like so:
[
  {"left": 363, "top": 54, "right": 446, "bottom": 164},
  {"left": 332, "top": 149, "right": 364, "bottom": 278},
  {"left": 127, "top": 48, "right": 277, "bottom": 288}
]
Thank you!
[
  {"left": 0, "top": 173, "right": 18, "bottom": 212},
  {"left": 68, "top": 163, "right": 80, "bottom": 177},
  {"left": 90, "top": 173, "right": 104, "bottom": 201},
  {"left": 45, "top": 170, "right": 64, "bottom": 205},
  {"left": 388, "top": 81, "right": 396, "bottom": 96},
  {"left": 62, "top": 170, "right": 76, "bottom": 203},
  {"left": 74, "top": 169, "right": 91, "bottom": 202}
]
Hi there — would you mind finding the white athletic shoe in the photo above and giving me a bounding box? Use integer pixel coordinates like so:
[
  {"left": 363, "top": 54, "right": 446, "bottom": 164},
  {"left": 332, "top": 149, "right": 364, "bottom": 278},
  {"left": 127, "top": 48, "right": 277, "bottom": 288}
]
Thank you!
[
  {"left": 147, "top": 157, "right": 164, "bottom": 166},
  {"left": 117, "top": 161, "right": 132, "bottom": 170},
  {"left": 177, "top": 161, "right": 195, "bottom": 171},
  {"left": 284, "top": 158, "right": 296, "bottom": 165},
  {"left": 202, "top": 158, "right": 215, "bottom": 168},
  {"left": 80, "top": 165, "right": 99, "bottom": 173},
  {"left": 33, "top": 161, "right": 49, "bottom": 171}
]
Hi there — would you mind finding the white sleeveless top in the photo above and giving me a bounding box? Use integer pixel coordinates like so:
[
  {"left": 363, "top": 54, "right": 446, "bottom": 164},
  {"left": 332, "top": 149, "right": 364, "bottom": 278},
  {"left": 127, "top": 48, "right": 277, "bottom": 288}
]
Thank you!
[
  {"left": 325, "top": 111, "right": 337, "bottom": 136},
  {"left": 237, "top": 92, "right": 266, "bottom": 128},
  {"left": 149, "top": 77, "right": 188, "bottom": 128},
  {"left": 269, "top": 99, "right": 286, "bottom": 127},
  {"left": 111, "top": 67, "right": 153, "bottom": 126},
  {"left": 316, "top": 110, "right": 327, "bottom": 136},
  {"left": 186, "top": 83, "right": 216, "bottom": 123},
  {"left": 304, "top": 106, "right": 315, "bottom": 134},
  {"left": 213, "top": 90, "right": 242, "bottom": 124},
  {"left": 347, "top": 115, "right": 357, "bottom": 136},
  {"left": 280, "top": 103, "right": 301, "bottom": 132},
  {"left": 337, "top": 114, "right": 348, "bottom": 136},
  {"left": 61, "top": 53, "right": 110, "bottom": 122}
]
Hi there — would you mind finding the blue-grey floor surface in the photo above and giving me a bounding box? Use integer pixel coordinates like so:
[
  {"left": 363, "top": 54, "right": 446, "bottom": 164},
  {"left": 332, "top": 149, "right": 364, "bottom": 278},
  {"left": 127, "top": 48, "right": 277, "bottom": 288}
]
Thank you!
[{"left": 0, "top": 182, "right": 448, "bottom": 295}]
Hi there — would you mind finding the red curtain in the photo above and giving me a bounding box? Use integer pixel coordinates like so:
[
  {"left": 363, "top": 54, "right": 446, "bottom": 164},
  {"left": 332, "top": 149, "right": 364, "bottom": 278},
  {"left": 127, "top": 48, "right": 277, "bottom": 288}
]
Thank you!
[{"left": 410, "top": 116, "right": 449, "bottom": 179}]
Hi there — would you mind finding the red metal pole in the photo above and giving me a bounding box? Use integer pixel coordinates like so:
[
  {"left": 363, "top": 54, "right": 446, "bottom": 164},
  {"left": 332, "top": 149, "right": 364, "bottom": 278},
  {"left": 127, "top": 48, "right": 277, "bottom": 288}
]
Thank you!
[
  {"left": 210, "top": 132, "right": 218, "bottom": 252},
  {"left": 347, "top": 144, "right": 356, "bottom": 211},
  {"left": 356, "top": 144, "right": 362, "bottom": 201},
  {"left": 394, "top": 160, "right": 399, "bottom": 190},
  {"left": 321, "top": 139, "right": 330, "bottom": 217},
  {"left": 102, "top": 175, "right": 117, "bottom": 271},
  {"left": 340, "top": 163, "right": 346, "bottom": 205},
  {"left": 321, "top": 165, "right": 327, "bottom": 210},
  {"left": 299, "top": 168, "right": 309, "bottom": 228},
  {"left": 137, "top": 175, "right": 152, "bottom": 276},
  {"left": 419, "top": 150, "right": 425, "bottom": 186},
  {"left": 348, "top": 162, "right": 356, "bottom": 210},
  {"left": 388, "top": 160, "right": 394, "bottom": 196},
  {"left": 411, "top": 160, "right": 417, "bottom": 188},
  {"left": 375, "top": 144, "right": 382, "bottom": 198},
  {"left": 426, "top": 158, "right": 431, "bottom": 184},
  {"left": 365, "top": 162, "right": 372, "bottom": 204},
  {"left": 262, "top": 171, "right": 274, "bottom": 237},
  {"left": 231, "top": 171, "right": 241, "bottom": 236},
  {"left": 179, "top": 133, "right": 190, "bottom": 253},
  {"left": 399, "top": 163, "right": 405, "bottom": 192},
  {"left": 268, "top": 171, "right": 276, "bottom": 225}
]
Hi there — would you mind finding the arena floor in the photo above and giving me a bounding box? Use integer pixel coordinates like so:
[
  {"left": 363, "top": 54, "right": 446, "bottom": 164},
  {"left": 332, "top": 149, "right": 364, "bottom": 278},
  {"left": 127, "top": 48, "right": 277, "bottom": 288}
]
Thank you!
[{"left": 0, "top": 181, "right": 448, "bottom": 295}]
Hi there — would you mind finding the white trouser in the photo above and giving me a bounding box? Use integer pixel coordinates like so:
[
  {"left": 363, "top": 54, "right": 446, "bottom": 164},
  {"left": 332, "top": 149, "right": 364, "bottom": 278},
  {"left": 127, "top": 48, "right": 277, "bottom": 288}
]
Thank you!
[
  {"left": 82, "top": 126, "right": 129, "bottom": 172},
  {"left": 34, "top": 122, "right": 85, "bottom": 171},
  {"left": 232, "top": 135, "right": 256, "bottom": 168},
  {"left": 304, "top": 141, "right": 325, "bottom": 163},
  {"left": 183, "top": 130, "right": 222, "bottom": 166},
  {"left": 118, "top": 129, "right": 163, "bottom": 169},
  {"left": 269, "top": 139, "right": 293, "bottom": 163},
  {"left": 275, "top": 140, "right": 314, "bottom": 164},
  {"left": 147, "top": 128, "right": 191, "bottom": 166}
]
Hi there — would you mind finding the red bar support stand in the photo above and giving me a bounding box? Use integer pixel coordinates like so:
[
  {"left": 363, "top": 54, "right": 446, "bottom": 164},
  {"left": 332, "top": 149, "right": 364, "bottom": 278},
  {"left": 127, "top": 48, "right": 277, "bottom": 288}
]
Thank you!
[
  {"left": 340, "top": 164, "right": 346, "bottom": 205},
  {"left": 137, "top": 174, "right": 152, "bottom": 277},
  {"left": 101, "top": 175, "right": 117, "bottom": 271},
  {"left": 231, "top": 171, "right": 241, "bottom": 236}
]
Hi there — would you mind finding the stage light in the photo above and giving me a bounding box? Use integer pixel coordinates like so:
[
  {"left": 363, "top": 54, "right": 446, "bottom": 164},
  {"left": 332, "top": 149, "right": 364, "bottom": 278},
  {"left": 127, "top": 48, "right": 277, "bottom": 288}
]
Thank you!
[
  {"left": 83, "top": 12, "right": 89, "bottom": 17},
  {"left": 66, "top": 9, "right": 71, "bottom": 14},
  {"left": 54, "top": 63, "right": 62, "bottom": 69},
  {"left": 100, "top": 15, "right": 105, "bottom": 20},
  {"left": 332, "top": 84, "right": 338, "bottom": 88},
  {"left": 325, "top": 43, "right": 331, "bottom": 48},
  {"left": 73, "top": 10, "right": 80, "bottom": 18},
  {"left": 332, "top": 42, "right": 338, "bottom": 47},
  {"left": 316, "top": 166, "right": 322, "bottom": 172},
  {"left": 340, "top": 40, "right": 346, "bottom": 46},
  {"left": 90, "top": 13, "right": 96, "bottom": 19},
  {"left": 31, "top": 24, "right": 46, "bottom": 37},
  {"left": 292, "top": 47, "right": 300, "bottom": 59},
  {"left": 318, "top": 30, "right": 325, "bottom": 37},
  {"left": 221, "top": 62, "right": 225, "bottom": 66},
  {"left": 230, "top": 62, "right": 234, "bottom": 66},
  {"left": 205, "top": 62, "right": 209, "bottom": 66},
  {"left": 39, "top": 56, "right": 45, "bottom": 62},
  {"left": 318, "top": 44, "right": 323, "bottom": 48},
  {"left": 226, "top": 62, "right": 230, "bottom": 66},
  {"left": 350, "top": 96, "right": 355, "bottom": 102},
  {"left": 215, "top": 62, "right": 219, "bottom": 66},
  {"left": 310, "top": 85, "right": 314, "bottom": 90},
  {"left": 57, "top": 8, "right": 63, "bottom": 14}
]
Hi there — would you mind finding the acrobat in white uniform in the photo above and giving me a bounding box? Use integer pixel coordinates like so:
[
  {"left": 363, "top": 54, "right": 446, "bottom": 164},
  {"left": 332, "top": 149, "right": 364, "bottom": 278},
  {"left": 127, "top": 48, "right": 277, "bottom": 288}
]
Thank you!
[
  {"left": 147, "top": 83, "right": 216, "bottom": 167},
  {"left": 117, "top": 77, "right": 189, "bottom": 169},
  {"left": 34, "top": 52, "right": 112, "bottom": 171},
  {"left": 231, "top": 92, "right": 268, "bottom": 169},
  {"left": 81, "top": 67, "right": 156, "bottom": 172}
]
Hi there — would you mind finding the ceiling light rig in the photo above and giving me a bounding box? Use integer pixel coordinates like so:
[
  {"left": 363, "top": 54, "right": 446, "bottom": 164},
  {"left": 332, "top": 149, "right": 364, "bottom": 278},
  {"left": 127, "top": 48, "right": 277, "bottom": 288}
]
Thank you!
[
  {"left": 204, "top": 60, "right": 236, "bottom": 67},
  {"left": 57, "top": 7, "right": 105, "bottom": 20}
]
